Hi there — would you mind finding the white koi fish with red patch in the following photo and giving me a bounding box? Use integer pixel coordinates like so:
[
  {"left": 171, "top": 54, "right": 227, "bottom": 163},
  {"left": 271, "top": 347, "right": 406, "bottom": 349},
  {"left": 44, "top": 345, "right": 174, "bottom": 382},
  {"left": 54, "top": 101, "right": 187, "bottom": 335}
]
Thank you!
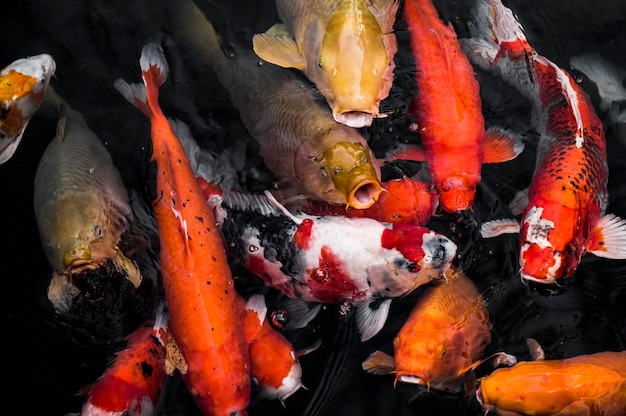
[{"left": 463, "top": 0, "right": 626, "bottom": 284}]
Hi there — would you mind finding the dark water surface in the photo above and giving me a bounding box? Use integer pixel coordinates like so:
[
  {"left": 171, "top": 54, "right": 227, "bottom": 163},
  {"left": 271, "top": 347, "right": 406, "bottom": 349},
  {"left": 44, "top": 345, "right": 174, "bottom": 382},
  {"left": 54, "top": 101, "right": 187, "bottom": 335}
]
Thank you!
[{"left": 1, "top": 0, "right": 625, "bottom": 415}]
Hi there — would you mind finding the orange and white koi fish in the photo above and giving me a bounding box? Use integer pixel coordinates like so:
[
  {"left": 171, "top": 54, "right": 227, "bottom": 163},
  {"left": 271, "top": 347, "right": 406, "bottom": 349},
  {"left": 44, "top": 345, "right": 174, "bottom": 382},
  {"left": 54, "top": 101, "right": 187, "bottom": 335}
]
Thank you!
[
  {"left": 298, "top": 176, "right": 437, "bottom": 226},
  {"left": 114, "top": 43, "right": 251, "bottom": 416},
  {"left": 362, "top": 269, "right": 492, "bottom": 392},
  {"left": 252, "top": 0, "right": 399, "bottom": 128},
  {"left": 477, "top": 348, "right": 626, "bottom": 416},
  {"left": 170, "top": 0, "right": 383, "bottom": 210},
  {"left": 384, "top": 0, "right": 522, "bottom": 213},
  {"left": 0, "top": 53, "right": 55, "bottom": 163},
  {"left": 79, "top": 302, "right": 168, "bottom": 416},
  {"left": 463, "top": 0, "right": 626, "bottom": 283}
]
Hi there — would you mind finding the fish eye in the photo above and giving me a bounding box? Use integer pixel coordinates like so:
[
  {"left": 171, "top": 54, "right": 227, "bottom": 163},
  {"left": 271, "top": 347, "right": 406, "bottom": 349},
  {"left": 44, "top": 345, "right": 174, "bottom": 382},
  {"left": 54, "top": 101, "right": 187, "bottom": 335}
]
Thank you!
[
  {"left": 333, "top": 166, "right": 342, "bottom": 174},
  {"left": 320, "top": 167, "right": 329, "bottom": 178},
  {"left": 361, "top": 156, "right": 369, "bottom": 163},
  {"left": 270, "top": 309, "right": 290, "bottom": 330},
  {"left": 93, "top": 225, "right": 102, "bottom": 237},
  {"left": 441, "top": 348, "right": 446, "bottom": 357},
  {"left": 318, "top": 56, "right": 324, "bottom": 69}
]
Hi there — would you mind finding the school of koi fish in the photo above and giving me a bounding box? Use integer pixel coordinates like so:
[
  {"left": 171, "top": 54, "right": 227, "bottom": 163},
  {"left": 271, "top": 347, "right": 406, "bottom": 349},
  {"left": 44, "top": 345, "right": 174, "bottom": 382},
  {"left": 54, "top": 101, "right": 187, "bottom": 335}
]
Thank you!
[{"left": 2, "top": 0, "right": 626, "bottom": 415}]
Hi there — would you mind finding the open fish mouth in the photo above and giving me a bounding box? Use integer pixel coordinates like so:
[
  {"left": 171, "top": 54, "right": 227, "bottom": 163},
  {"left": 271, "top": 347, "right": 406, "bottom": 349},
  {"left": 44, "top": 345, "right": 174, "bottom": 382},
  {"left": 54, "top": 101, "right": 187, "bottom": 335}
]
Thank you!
[
  {"left": 397, "top": 372, "right": 429, "bottom": 386},
  {"left": 347, "top": 178, "right": 383, "bottom": 209},
  {"left": 334, "top": 110, "right": 377, "bottom": 128}
]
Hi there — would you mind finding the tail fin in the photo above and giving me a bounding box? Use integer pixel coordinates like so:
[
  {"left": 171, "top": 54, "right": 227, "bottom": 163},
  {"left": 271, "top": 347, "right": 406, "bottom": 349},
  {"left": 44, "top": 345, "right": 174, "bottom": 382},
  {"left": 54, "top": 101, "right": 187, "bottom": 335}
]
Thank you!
[{"left": 140, "top": 43, "right": 169, "bottom": 113}]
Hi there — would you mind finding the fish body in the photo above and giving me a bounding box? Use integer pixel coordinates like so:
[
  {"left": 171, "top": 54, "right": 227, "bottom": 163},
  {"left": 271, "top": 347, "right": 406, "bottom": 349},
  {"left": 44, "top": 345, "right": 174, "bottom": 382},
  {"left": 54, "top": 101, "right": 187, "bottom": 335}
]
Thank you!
[
  {"left": 252, "top": 0, "right": 398, "bottom": 128},
  {"left": 362, "top": 270, "right": 492, "bottom": 392},
  {"left": 463, "top": 0, "right": 626, "bottom": 283},
  {"left": 477, "top": 350, "right": 626, "bottom": 416},
  {"left": 171, "top": 0, "right": 383, "bottom": 210},
  {"left": 197, "top": 177, "right": 457, "bottom": 342},
  {"left": 299, "top": 176, "right": 437, "bottom": 226},
  {"left": 114, "top": 44, "right": 251, "bottom": 415},
  {"left": 79, "top": 303, "right": 168, "bottom": 416},
  {"left": 0, "top": 53, "right": 55, "bottom": 163},
  {"left": 33, "top": 90, "right": 132, "bottom": 278}
]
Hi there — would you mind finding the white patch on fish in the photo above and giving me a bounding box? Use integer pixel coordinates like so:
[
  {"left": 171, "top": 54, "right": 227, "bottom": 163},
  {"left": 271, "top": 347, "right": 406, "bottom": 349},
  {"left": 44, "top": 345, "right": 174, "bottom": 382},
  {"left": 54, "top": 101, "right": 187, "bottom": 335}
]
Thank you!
[{"left": 523, "top": 206, "right": 554, "bottom": 249}]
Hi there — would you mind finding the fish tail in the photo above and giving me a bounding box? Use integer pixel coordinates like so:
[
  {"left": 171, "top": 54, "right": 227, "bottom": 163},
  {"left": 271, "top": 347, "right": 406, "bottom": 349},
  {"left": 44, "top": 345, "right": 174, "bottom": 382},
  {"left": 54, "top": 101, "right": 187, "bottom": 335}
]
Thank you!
[{"left": 139, "top": 43, "right": 169, "bottom": 115}]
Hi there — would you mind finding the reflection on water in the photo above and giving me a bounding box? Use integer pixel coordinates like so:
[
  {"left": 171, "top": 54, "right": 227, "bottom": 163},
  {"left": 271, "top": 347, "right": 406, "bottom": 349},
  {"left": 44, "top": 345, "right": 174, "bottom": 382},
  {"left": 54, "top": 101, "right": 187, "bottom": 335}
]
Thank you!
[{"left": 1, "top": 0, "right": 625, "bottom": 415}]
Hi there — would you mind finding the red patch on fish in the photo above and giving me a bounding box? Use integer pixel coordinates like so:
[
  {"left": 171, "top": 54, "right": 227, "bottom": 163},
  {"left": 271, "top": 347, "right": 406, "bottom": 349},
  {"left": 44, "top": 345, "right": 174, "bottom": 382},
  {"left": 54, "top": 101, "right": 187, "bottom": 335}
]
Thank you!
[
  {"left": 293, "top": 218, "right": 314, "bottom": 250},
  {"left": 307, "top": 245, "right": 365, "bottom": 303},
  {"left": 381, "top": 223, "right": 426, "bottom": 265},
  {"left": 521, "top": 243, "right": 556, "bottom": 280}
]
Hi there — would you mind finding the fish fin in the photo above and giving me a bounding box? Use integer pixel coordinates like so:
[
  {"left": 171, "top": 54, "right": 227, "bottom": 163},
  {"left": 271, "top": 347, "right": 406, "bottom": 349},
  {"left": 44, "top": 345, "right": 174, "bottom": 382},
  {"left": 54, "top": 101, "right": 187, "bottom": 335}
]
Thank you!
[
  {"left": 480, "top": 219, "right": 520, "bottom": 238},
  {"left": 586, "top": 214, "right": 626, "bottom": 259},
  {"left": 361, "top": 350, "right": 395, "bottom": 375},
  {"left": 283, "top": 299, "right": 322, "bottom": 330},
  {"left": 354, "top": 298, "right": 391, "bottom": 342},
  {"left": 263, "top": 190, "right": 304, "bottom": 225},
  {"left": 296, "top": 338, "right": 323, "bottom": 358},
  {"left": 47, "top": 272, "right": 80, "bottom": 312},
  {"left": 508, "top": 188, "right": 529, "bottom": 216},
  {"left": 370, "top": 0, "right": 400, "bottom": 33},
  {"left": 165, "top": 332, "right": 188, "bottom": 376},
  {"left": 242, "top": 294, "right": 268, "bottom": 342},
  {"left": 252, "top": 28, "right": 305, "bottom": 70},
  {"left": 526, "top": 338, "right": 545, "bottom": 361},
  {"left": 0, "top": 130, "right": 24, "bottom": 163},
  {"left": 383, "top": 144, "right": 426, "bottom": 163},
  {"left": 139, "top": 43, "right": 169, "bottom": 114},
  {"left": 482, "top": 126, "right": 525, "bottom": 163},
  {"left": 113, "top": 78, "right": 151, "bottom": 117}
]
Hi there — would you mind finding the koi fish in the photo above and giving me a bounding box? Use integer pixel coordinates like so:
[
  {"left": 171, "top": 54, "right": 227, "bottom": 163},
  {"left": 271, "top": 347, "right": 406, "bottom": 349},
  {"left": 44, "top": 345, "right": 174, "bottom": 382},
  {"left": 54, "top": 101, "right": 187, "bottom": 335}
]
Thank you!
[
  {"left": 0, "top": 53, "right": 55, "bottom": 164},
  {"left": 477, "top": 349, "right": 626, "bottom": 416},
  {"left": 298, "top": 175, "right": 437, "bottom": 226},
  {"left": 197, "top": 177, "right": 457, "bottom": 342},
  {"left": 462, "top": 0, "right": 626, "bottom": 283},
  {"left": 114, "top": 43, "right": 251, "bottom": 415},
  {"left": 79, "top": 302, "right": 168, "bottom": 416},
  {"left": 252, "top": 0, "right": 399, "bottom": 128},
  {"left": 362, "top": 269, "right": 492, "bottom": 392},
  {"left": 384, "top": 0, "right": 523, "bottom": 213},
  {"left": 170, "top": 0, "right": 383, "bottom": 210}
]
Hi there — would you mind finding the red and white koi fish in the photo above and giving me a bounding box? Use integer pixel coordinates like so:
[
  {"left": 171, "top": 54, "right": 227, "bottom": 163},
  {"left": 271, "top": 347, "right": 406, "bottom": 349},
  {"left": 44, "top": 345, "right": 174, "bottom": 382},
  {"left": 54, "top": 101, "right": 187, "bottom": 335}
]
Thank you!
[
  {"left": 0, "top": 53, "right": 55, "bottom": 163},
  {"left": 362, "top": 269, "right": 493, "bottom": 392},
  {"left": 114, "top": 43, "right": 251, "bottom": 416},
  {"left": 477, "top": 346, "right": 626, "bottom": 416},
  {"left": 196, "top": 177, "right": 457, "bottom": 342},
  {"left": 384, "top": 0, "right": 523, "bottom": 213},
  {"left": 462, "top": 0, "right": 626, "bottom": 283},
  {"left": 79, "top": 303, "right": 168, "bottom": 416}
]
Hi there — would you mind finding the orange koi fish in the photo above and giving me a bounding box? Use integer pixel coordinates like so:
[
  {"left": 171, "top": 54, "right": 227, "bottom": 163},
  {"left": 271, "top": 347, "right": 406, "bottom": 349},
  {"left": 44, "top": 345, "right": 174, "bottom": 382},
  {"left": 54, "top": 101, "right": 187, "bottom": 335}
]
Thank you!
[
  {"left": 362, "top": 269, "right": 492, "bottom": 392},
  {"left": 463, "top": 0, "right": 626, "bottom": 283},
  {"left": 170, "top": 0, "right": 383, "bottom": 210},
  {"left": 79, "top": 303, "right": 168, "bottom": 416},
  {"left": 298, "top": 176, "right": 437, "bottom": 226},
  {"left": 252, "top": 0, "right": 399, "bottom": 128},
  {"left": 0, "top": 53, "right": 55, "bottom": 163},
  {"left": 477, "top": 349, "right": 626, "bottom": 416},
  {"left": 114, "top": 43, "right": 251, "bottom": 415},
  {"left": 385, "top": 0, "right": 522, "bottom": 213}
]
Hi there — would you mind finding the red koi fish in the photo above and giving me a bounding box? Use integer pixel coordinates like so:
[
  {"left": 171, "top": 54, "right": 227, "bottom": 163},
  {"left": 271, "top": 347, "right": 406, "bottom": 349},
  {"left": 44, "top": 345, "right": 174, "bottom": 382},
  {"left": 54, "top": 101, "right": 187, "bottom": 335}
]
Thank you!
[
  {"left": 477, "top": 348, "right": 626, "bottom": 416},
  {"left": 298, "top": 176, "right": 437, "bottom": 226},
  {"left": 386, "top": 0, "right": 522, "bottom": 213},
  {"left": 114, "top": 43, "right": 251, "bottom": 415},
  {"left": 463, "top": 0, "right": 626, "bottom": 283},
  {"left": 0, "top": 53, "right": 55, "bottom": 163},
  {"left": 79, "top": 303, "right": 168, "bottom": 416},
  {"left": 362, "top": 269, "right": 492, "bottom": 392},
  {"left": 196, "top": 177, "right": 457, "bottom": 342}
]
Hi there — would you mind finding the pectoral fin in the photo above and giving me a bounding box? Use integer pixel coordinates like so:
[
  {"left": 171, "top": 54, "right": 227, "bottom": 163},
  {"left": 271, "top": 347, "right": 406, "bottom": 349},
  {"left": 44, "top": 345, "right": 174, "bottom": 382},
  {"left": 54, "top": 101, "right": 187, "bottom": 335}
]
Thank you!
[
  {"left": 482, "top": 126, "right": 525, "bottom": 163},
  {"left": 586, "top": 214, "right": 626, "bottom": 259},
  {"left": 383, "top": 143, "right": 426, "bottom": 163},
  {"left": 480, "top": 219, "right": 520, "bottom": 238},
  {"left": 354, "top": 298, "right": 391, "bottom": 342},
  {"left": 252, "top": 25, "right": 305, "bottom": 70},
  {"left": 362, "top": 350, "right": 395, "bottom": 375}
]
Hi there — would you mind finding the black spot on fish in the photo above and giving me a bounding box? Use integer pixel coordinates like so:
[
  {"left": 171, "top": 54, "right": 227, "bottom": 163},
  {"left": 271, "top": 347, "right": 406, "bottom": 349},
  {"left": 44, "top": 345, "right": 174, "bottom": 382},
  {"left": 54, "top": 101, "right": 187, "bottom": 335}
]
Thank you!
[
  {"left": 196, "top": 216, "right": 204, "bottom": 223},
  {"left": 141, "top": 361, "right": 154, "bottom": 377}
]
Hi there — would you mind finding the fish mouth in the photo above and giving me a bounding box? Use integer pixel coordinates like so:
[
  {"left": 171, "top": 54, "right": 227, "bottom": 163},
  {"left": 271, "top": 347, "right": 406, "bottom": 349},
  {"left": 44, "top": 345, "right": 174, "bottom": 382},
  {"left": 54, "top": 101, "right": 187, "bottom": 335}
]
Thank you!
[
  {"left": 347, "top": 177, "right": 383, "bottom": 209},
  {"left": 333, "top": 110, "right": 376, "bottom": 128},
  {"left": 520, "top": 270, "right": 557, "bottom": 285},
  {"left": 437, "top": 176, "right": 476, "bottom": 213},
  {"left": 396, "top": 372, "right": 429, "bottom": 386}
]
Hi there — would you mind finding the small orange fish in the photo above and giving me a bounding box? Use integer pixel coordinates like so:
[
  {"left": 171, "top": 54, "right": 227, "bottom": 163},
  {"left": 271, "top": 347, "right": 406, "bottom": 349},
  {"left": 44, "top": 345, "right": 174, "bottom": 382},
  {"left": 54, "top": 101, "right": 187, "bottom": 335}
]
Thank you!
[
  {"left": 477, "top": 350, "right": 626, "bottom": 416},
  {"left": 362, "top": 269, "right": 492, "bottom": 392},
  {"left": 0, "top": 53, "right": 55, "bottom": 163},
  {"left": 386, "top": 0, "right": 522, "bottom": 213},
  {"left": 79, "top": 303, "right": 168, "bottom": 416},
  {"left": 299, "top": 176, "right": 437, "bottom": 226},
  {"left": 114, "top": 43, "right": 251, "bottom": 415}
]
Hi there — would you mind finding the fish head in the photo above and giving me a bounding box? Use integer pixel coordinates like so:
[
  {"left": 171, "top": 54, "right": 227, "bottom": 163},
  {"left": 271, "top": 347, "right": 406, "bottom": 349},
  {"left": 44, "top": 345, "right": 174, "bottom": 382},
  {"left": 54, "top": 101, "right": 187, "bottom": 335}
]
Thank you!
[
  {"left": 0, "top": 54, "right": 56, "bottom": 140},
  {"left": 315, "top": 1, "right": 393, "bottom": 128},
  {"left": 437, "top": 175, "right": 476, "bottom": 213},
  {"left": 296, "top": 138, "right": 382, "bottom": 209},
  {"left": 518, "top": 205, "right": 584, "bottom": 283},
  {"left": 257, "top": 350, "right": 303, "bottom": 403},
  {"left": 40, "top": 193, "right": 123, "bottom": 275}
]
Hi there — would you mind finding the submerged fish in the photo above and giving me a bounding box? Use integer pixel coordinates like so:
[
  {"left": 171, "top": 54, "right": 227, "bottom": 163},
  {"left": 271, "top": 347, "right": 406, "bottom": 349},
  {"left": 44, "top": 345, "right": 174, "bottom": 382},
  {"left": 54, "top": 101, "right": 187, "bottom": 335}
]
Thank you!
[
  {"left": 0, "top": 53, "right": 55, "bottom": 164},
  {"left": 252, "top": 0, "right": 399, "bottom": 128},
  {"left": 197, "top": 177, "right": 457, "bottom": 342},
  {"left": 477, "top": 349, "right": 626, "bottom": 416},
  {"left": 170, "top": 0, "right": 383, "bottom": 210},
  {"left": 33, "top": 87, "right": 140, "bottom": 305},
  {"left": 384, "top": 0, "right": 522, "bottom": 213},
  {"left": 114, "top": 43, "right": 251, "bottom": 416},
  {"left": 79, "top": 302, "right": 168, "bottom": 416},
  {"left": 362, "top": 269, "right": 492, "bottom": 392},
  {"left": 463, "top": 0, "right": 626, "bottom": 283}
]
